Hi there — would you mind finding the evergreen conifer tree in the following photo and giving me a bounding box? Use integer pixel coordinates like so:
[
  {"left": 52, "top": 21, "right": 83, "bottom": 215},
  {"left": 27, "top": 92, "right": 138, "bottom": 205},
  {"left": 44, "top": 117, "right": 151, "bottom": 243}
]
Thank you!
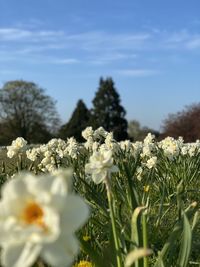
[
  {"left": 91, "top": 77, "right": 128, "bottom": 140},
  {"left": 59, "top": 99, "right": 90, "bottom": 141}
]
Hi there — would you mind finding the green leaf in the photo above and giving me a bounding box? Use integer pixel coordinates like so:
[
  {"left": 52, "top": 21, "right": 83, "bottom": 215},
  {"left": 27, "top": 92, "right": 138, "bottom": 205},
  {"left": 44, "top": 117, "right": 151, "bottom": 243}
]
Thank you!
[
  {"left": 177, "top": 213, "right": 192, "bottom": 267},
  {"left": 131, "top": 206, "right": 147, "bottom": 267}
]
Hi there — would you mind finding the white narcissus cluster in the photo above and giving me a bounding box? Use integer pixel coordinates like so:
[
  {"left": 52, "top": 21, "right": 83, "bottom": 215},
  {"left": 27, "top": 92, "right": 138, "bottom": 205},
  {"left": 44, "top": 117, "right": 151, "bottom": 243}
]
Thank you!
[
  {"left": 82, "top": 127, "right": 94, "bottom": 140},
  {"left": 26, "top": 138, "right": 83, "bottom": 173},
  {"left": 0, "top": 169, "right": 89, "bottom": 267},
  {"left": 7, "top": 137, "right": 27, "bottom": 158},
  {"left": 158, "top": 136, "right": 181, "bottom": 160},
  {"left": 146, "top": 156, "right": 157, "bottom": 169},
  {"left": 85, "top": 150, "right": 118, "bottom": 184}
]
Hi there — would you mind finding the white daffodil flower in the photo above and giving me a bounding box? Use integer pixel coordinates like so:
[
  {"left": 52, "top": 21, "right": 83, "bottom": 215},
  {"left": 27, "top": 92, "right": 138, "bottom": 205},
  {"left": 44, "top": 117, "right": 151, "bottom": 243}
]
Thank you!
[
  {"left": 85, "top": 150, "right": 118, "bottom": 184},
  {"left": 146, "top": 156, "right": 157, "bottom": 169},
  {"left": 7, "top": 137, "right": 27, "bottom": 158},
  {"left": 0, "top": 169, "right": 89, "bottom": 267}
]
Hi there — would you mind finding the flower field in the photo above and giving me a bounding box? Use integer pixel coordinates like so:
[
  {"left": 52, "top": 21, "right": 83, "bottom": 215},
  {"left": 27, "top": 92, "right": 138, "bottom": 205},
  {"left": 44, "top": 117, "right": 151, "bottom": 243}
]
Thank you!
[{"left": 0, "top": 127, "right": 200, "bottom": 267}]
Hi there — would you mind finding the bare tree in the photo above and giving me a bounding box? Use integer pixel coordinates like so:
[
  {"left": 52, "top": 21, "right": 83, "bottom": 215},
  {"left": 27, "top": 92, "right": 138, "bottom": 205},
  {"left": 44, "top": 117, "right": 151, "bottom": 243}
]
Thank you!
[
  {"left": 0, "top": 80, "right": 60, "bottom": 144},
  {"left": 162, "top": 103, "right": 200, "bottom": 142}
]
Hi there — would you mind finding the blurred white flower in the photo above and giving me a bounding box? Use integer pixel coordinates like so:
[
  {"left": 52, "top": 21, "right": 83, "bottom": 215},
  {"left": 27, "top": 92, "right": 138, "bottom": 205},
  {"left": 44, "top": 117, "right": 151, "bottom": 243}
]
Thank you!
[
  {"left": 140, "top": 144, "right": 153, "bottom": 158},
  {"left": 146, "top": 156, "right": 157, "bottom": 169},
  {"left": 159, "top": 137, "right": 180, "bottom": 160},
  {"left": 84, "top": 137, "right": 94, "bottom": 150},
  {"left": 181, "top": 145, "right": 188, "bottom": 156},
  {"left": 65, "top": 137, "right": 79, "bottom": 159},
  {"left": 7, "top": 137, "right": 27, "bottom": 158},
  {"left": 92, "top": 141, "right": 100, "bottom": 152},
  {"left": 0, "top": 169, "right": 89, "bottom": 267},
  {"left": 104, "top": 133, "right": 120, "bottom": 153},
  {"left": 82, "top": 127, "right": 94, "bottom": 140},
  {"left": 136, "top": 166, "right": 143, "bottom": 181},
  {"left": 120, "top": 140, "right": 132, "bottom": 151},
  {"left": 94, "top": 127, "right": 108, "bottom": 139},
  {"left": 26, "top": 147, "right": 39, "bottom": 162},
  {"left": 144, "top": 133, "right": 155, "bottom": 145},
  {"left": 85, "top": 150, "right": 118, "bottom": 184}
]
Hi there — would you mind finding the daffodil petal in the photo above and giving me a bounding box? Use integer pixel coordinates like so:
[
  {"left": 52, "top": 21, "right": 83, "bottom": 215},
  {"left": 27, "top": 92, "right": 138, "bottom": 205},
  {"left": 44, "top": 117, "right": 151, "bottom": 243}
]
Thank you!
[
  {"left": 2, "top": 242, "right": 42, "bottom": 267},
  {"left": 61, "top": 195, "right": 89, "bottom": 232},
  {"left": 42, "top": 234, "right": 79, "bottom": 267}
]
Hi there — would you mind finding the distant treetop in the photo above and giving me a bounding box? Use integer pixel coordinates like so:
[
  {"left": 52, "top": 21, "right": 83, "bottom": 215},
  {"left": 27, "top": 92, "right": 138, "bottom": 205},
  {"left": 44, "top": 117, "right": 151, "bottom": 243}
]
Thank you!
[
  {"left": 162, "top": 103, "right": 200, "bottom": 142},
  {"left": 90, "top": 77, "right": 128, "bottom": 141},
  {"left": 59, "top": 99, "right": 90, "bottom": 141},
  {"left": 0, "top": 80, "right": 60, "bottom": 144}
]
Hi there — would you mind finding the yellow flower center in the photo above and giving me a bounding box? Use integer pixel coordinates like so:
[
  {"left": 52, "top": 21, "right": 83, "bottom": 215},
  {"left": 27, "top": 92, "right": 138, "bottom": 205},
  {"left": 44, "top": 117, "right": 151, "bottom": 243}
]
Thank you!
[
  {"left": 143, "top": 185, "right": 150, "bottom": 192},
  {"left": 83, "top": 235, "right": 91, "bottom": 242},
  {"left": 22, "top": 202, "right": 46, "bottom": 229},
  {"left": 74, "top": 261, "right": 94, "bottom": 267}
]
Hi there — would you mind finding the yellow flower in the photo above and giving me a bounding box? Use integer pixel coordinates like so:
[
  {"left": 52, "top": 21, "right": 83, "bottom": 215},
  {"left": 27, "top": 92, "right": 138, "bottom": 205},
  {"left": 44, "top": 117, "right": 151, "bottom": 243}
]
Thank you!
[
  {"left": 83, "top": 235, "right": 91, "bottom": 242},
  {"left": 74, "top": 260, "right": 94, "bottom": 267},
  {"left": 143, "top": 185, "right": 150, "bottom": 192}
]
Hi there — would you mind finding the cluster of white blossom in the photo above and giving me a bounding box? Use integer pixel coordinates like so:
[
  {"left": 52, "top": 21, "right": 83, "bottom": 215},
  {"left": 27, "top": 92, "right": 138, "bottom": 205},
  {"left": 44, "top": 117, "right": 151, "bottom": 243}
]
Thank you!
[
  {"left": 131, "top": 141, "right": 143, "bottom": 157},
  {"left": 65, "top": 137, "right": 82, "bottom": 159},
  {"left": 135, "top": 133, "right": 158, "bottom": 177},
  {"left": 26, "top": 139, "right": 66, "bottom": 172},
  {"left": 82, "top": 126, "right": 119, "bottom": 153},
  {"left": 158, "top": 136, "right": 182, "bottom": 160},
  {"left": 85, "top": 149, "right": 118, "bottom": 184},
  {"left": 157, "top": 136, "right": 200, "bottom": 160},
  {"left": 119, "top": 140, "right": 132, "bottom": 151},
  {"left": 7, "top": 137, "right": 27, "bottom": 158},
  {"left": 82, "top": 127, "right": 119, "bottom": 183},
  {"left": 140, "top": 133, "right": 156, "bottom": 158},
  {"left": 145, "top": 156, "right": 157, "bottom": 169},
  {"left": 6, "top": 128, "right": 200, "bottom": 182},
  {"left": 26, "top": 147, "right": 40, "bottom": 161},
  {"left": 180, "top": 140, "right": 200, "bottom": 157},
  {"left": 26, "top": 138, "right": 83, "bottom": 173}
]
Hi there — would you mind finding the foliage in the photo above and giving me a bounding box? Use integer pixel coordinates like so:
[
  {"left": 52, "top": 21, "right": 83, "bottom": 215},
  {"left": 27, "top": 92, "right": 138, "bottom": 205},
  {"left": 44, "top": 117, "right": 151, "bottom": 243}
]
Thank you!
[
  {"left": 0, "top": 80, "right": 60, "bottom": 144},
  {"left": 59, "top": 99, "right": 90, "bottom": 141},
  {"left": 162, "top": 103, "right": 200, "bottom": 142},
  {"left": 128, "top": 120, "right": 160, "bottom": 141},
  {"left": 90, "top": 77, "right": 128, "bottom": 141}
]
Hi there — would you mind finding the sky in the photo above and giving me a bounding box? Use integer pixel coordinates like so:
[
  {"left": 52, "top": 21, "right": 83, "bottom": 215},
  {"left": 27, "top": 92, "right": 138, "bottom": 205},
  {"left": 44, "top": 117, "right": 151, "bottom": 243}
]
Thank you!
[{"left": 0, "top": 0, "right": 200, "bottom": 131}]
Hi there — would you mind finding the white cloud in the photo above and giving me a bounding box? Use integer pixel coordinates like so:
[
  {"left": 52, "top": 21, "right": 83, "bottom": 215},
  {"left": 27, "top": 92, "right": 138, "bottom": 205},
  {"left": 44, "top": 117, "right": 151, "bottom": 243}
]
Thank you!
[
  {"left": 164, "top": 30, "right": 189, "bottom": 44},
  {"left": 116, "top": 69, "right": 159, "bottom": 77},
  {"left": 185, "top": 36, "right": 200, "bottom": 49},
  {"left": 48, "top": 58, "right": 80, "bottom": 64},
  {"left": 0, "top": 28, "right": 64, "bottom": 42},
  {"left": 1, "top": 23, "right": 200, "bottom": 71},
  {"left": 0, "top": 26, "right": 151, "bottom": 66},
  {"left": 65, "top": 31, "right": 151, "bottom": 51},
  {"left": 163, "top": 30, "right": 200, "bottom": 50},
  {"left": 89, "top": 52, "right": 137, "bottom": 65}
]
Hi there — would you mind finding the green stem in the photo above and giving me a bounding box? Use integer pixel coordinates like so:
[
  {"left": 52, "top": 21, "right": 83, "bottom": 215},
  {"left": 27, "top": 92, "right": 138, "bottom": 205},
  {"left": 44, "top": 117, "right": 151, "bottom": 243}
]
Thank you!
[
  {"left": 17, "top": 153, "right": 23, "bottom": 172},
  {"left": 142, "top": 212, "right": 148, "bottom": 267},
  {"left": 105, "top": 176, "right": 122, "bottom": 267},
  {"left": 123, "top": 163, "right": 138, "bottom": 211}
]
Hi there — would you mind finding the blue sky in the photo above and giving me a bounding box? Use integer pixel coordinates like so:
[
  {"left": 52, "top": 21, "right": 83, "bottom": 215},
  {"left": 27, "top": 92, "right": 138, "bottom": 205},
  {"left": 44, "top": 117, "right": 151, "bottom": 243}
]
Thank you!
[{"left": 1, "top": 0, "right": 200, "bottom": 131}]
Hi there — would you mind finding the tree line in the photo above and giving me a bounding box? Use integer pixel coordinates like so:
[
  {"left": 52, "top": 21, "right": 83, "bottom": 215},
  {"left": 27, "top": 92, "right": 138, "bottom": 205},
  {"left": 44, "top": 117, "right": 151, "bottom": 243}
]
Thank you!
[
  {"left": 0, "top": 78, "right": 198, "bottom": 145},
  {"left": 0, "top": 77, "right": 128, "bottom": 145}
]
